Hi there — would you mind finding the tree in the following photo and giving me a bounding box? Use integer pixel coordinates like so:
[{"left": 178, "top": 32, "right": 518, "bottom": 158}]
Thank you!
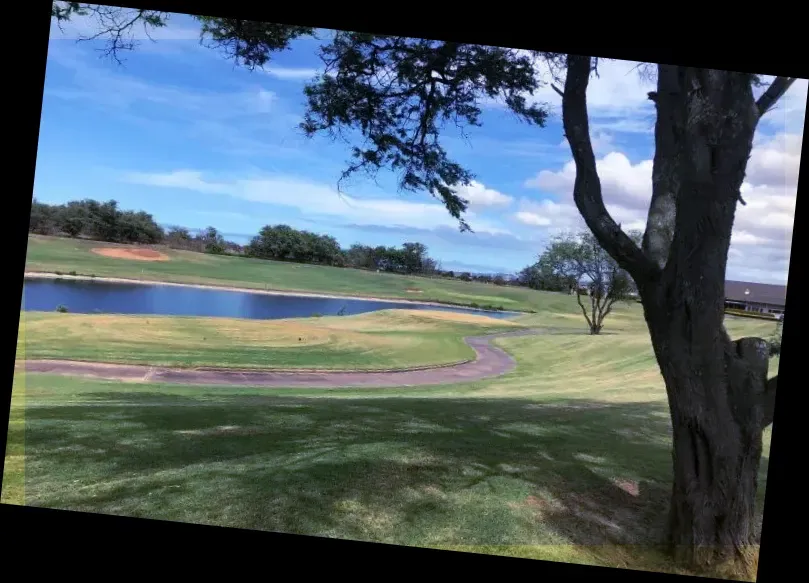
[
  {"left": 29, "top": 198, "right": 59, "bottom": 235},
  {"left": 401, "top": 242, "right": 430, "bottom": 274},
  {"left": 536, "top": 230, "right": 636, "bottom": 334},
  {"left": 56, "top": 8, "right": 794, "bottom": 572},
  {"left": 200, "top": 226, "right": 226, "bottom": 255},
  {"left": 344, "top": 244, "right": 375, "bottom": 270}
]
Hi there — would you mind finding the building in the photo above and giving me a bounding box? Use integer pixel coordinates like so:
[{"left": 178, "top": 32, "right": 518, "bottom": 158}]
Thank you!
[{"left": 725, "top": 280, "right": 787, "bottom": 318}]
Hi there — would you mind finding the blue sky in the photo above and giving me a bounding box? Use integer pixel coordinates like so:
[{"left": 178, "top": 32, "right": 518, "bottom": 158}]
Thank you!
[{"left": 39, "top": 9, "right": 804, "bottom": 281}]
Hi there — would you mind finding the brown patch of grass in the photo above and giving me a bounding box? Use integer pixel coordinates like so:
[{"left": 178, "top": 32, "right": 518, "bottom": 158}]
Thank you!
[{"left": 91, "top": 247, "right": 170, "bottom": 261}]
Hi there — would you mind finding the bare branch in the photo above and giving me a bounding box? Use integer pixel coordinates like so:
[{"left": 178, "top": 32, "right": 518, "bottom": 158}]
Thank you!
[
  {"left": 756, "top": 77, "right": 797, "bottom": 117},
  {"left": 551, "top": 84, "right": 564, "bottom": 98},
  {"left": 67, "top": 5, "right": 170, "bottom": 64},
  {"left": 560, "top": 54, "right": 660, "bottom": 282}
]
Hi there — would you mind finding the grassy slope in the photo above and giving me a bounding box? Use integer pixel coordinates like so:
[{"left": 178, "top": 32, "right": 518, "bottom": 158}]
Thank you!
[
  {"left": 24, "top": 235, "right": 578, "bottom": 313},
  {"left": 4, "top": 310, "right": 778, "bottom": 579},
  {"left": 18, "top": 310, "right": 522, "bottom": 370}
]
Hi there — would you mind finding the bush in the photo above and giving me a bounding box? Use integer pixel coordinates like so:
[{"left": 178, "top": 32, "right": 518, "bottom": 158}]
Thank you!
[{"left": 56, "top": 304, "right": 69, "bottom": 313}]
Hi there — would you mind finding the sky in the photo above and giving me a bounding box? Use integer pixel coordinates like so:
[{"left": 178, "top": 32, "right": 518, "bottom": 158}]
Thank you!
[{"left": 38, "top": 7, "right": 805, "bottom": 283}]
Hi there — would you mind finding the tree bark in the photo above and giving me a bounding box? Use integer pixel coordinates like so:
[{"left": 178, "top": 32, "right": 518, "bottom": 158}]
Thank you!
[
  {"left": 642, "top": 287, "right": 771, "bottom": 567},
  {"left": 639, "top": 68, "right": 770, "bottom": 569},
  {"left": 561, "top": 58, "right": 779, "bottom": 573}
]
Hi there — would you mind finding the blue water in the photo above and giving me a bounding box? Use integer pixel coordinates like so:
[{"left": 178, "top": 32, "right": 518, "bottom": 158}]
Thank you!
[{"left": 21, "top": 279, "right": 518, "bottom": 320}]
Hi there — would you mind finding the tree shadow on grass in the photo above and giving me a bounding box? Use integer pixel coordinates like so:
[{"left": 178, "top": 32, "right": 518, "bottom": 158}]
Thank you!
[{"left": 21, "top": 391, "right": 770, "bottom": 562}]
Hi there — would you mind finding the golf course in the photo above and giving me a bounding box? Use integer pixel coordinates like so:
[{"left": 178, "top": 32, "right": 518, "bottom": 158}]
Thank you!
[
  {"left": 9, "top": 234, "right": 780, "bottom": 579},
  {"left": 24, "top": 235, "right": 557, "bottom": 313}
]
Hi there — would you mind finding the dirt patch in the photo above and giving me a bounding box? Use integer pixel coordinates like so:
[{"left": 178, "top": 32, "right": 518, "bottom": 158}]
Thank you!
[
  {"left": 91, "top": 247, "right": 170, "bottom": 262},
  {"left": 405, "top": 288, "right": 423, "bottom": 293}
]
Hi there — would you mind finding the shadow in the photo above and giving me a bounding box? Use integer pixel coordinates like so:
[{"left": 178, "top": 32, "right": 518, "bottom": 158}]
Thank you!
[{"left": 20, "top": 392, "right": 769, "bottom": 556}]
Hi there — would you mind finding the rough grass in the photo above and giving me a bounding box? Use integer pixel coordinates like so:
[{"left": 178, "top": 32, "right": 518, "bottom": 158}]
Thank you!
[
  {"left": 25, "top": 235, "right": 582, "bottom": 313},
  {"left": 3, "top": 310, "right": 778, "bottom": 579},
  {"left": 17, "top": 309, "right": 522, "bottom": 370}
]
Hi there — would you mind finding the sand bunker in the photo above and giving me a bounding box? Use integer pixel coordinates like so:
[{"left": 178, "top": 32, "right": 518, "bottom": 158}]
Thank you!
[
  {"left": 405, "top": 288, "right": 423, "bottom": 293},
  {"left": 91, "top": 247, "right": 170, "bottom": 262}
]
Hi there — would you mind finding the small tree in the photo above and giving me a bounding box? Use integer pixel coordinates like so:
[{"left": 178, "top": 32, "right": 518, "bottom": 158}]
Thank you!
[{"left": 536, "top": 230, "right": 638, "bottom": 334}]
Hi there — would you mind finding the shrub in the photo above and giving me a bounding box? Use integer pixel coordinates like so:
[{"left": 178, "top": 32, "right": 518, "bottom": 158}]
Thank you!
[{"left": 56, "top": 304, "right": 69, "bottom": 313}]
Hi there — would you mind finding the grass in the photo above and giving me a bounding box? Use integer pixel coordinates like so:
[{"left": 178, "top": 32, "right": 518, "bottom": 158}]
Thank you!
[
  {"left": 4, "top": 307, "right": 778, "bottom": 579},
  {"left": 17, "top": 309, "right": 523, "bottom": 370},
  {"left": 25, "top": 235, "right": 582, "bottom": 313}
]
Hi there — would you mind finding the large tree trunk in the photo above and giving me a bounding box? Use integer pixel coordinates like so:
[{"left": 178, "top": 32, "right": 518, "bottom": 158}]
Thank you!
[
  {"left": 637, "top": 69, "right": 771, "bottom": 570},
  {"left": 641, "top": 283, "right": 770, "bottom": 568},
  {"left": 560, "top": 58, "right": 780, "bottom": 575}
]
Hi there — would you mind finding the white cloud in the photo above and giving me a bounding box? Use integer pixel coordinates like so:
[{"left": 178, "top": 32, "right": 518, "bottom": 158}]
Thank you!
[
  {"left": 263, "top": 67, "right": 320, "bottom": 81},
  {"left": 745, "top": 132, "right": 802, "bottom": 187},
  {"left": 457, "top": 181, "right": 513, "bottom": 208},
  {"left": 121, "top": 170, "right": 506, "bottom": 235},
  {"left": 526, "top": 152, "right": 654, "bottom": 212},
  {"left": 519, "top": 128, "right": 799, "bottom": 283},
  {"left": 514, "top": 211, "right": 551, "bottom": 227}
]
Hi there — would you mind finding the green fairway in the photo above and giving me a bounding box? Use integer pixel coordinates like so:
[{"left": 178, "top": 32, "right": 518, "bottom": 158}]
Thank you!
[
  {"left": 25, "top": 235, "right": 582, "bottom": 313},
  {"left": 18, "top": 309, "right": 522, "bottom": 370},
  {"left": 4, "top": 310, "right": 778, "bottom": 579}
]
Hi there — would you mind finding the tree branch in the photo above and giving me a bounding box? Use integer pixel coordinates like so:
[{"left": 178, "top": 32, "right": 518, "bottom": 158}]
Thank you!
[
  {"left": 642, "top": 65, "right": 683, "bottom": 271},
  {"left": 576, "top": 290, "right": 594, "bottom": 331},
  {"left": 729, "top": 336, "right": 776, "bottom": 430},
  {"left": 560, "top": 55, "right": 660, "bottom": 282},
  {"left": 756, "top": 77, "right": 797, "bottom": 117}
]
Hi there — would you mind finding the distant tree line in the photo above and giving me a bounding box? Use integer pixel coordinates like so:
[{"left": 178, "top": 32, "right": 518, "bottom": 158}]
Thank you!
[
  {"left": 29, "top": 198, "right": 584, "bottom": 288},
  {"left": 30, "top": 198, "right": 165, "bottom": 244},
  {"left": 30, "top": 198, "right": 515, "bottom": 281}
]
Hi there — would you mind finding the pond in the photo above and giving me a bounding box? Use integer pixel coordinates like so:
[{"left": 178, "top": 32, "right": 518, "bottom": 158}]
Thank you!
[{"left": 21, "top": 279, "right": 519, "bottom": 321}]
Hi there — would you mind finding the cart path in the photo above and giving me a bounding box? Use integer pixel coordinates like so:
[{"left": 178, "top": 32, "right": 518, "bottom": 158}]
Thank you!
[{"left": 20, "top": 327, "right": 585, "bottom": 389}]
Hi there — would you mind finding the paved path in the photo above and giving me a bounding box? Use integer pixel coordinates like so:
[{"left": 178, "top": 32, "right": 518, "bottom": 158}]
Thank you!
[{"left": 21, "top": 328, "right": 579, "bottom": 389}]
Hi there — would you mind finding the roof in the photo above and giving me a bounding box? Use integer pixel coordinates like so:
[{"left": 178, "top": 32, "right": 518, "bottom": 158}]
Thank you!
[{"left": 725, "top": 280, "right": 787, "bottom": 307}]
